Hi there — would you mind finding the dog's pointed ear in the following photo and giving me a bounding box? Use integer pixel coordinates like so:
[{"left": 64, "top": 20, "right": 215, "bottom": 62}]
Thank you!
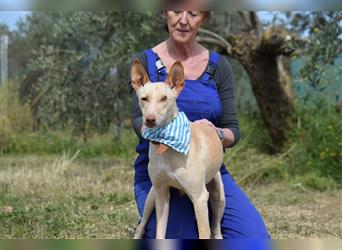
[
  {"left": 166, "top": 61, "right": 185, "bottom": 94},
  {"left": 131, "top": 59, "right": 150, "bottom": 91}
]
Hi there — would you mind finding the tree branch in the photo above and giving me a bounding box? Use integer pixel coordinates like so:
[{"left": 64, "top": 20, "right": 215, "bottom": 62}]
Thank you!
[
  {"left": 196, "top": 36, "right": 234, "bottom": 56},
  {"left": 238, "top": 11, "right": 259, "bottom": 35},
  {"left": 196, "top": 36, "right": 225, "bottom": 48},
  {"left": 259, "top": 26, "right": 296, "bottom": 55},
  {"left": 249, "top": 11, "right": 259, "bottom": 34},
  {"left": 198, "top": 28, "right": 232, "bottom": 54}
]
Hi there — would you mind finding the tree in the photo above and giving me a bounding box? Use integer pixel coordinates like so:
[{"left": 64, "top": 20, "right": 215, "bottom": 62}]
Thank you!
[
  {"left": 199, "top": 12, "right": 296, "bottom": 150},
  {"left": 287, "top": 11, "right": 342, "bottom": 91},
  {"left": 18, "top": 11, "right": 340, "bottom": 147},
  {"left": 26, "top": 12, "right": 166, "bottom": 139}
]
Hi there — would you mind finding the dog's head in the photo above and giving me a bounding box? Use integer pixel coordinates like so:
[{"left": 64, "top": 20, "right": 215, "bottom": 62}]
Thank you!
[{"left": 131, "top": 59, "right": 185, "bottom": 128}]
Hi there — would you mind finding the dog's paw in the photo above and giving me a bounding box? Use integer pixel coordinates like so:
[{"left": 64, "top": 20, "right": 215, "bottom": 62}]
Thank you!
[
  {"left": 211, "top": 233, "right": 223, "bottom": 239},
  {"left": 134, "top": 227, "right": 145, "bottom": 239}
]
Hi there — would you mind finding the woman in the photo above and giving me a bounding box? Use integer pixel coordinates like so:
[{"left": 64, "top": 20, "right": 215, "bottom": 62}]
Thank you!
[{"left": 129, "top": 11, "right": 269, "bottom": 239}]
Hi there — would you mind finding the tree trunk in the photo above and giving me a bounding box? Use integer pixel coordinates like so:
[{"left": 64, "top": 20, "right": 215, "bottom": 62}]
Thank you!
[
  {"left": 227, "top": 29, "right": 295, "bottom": 150},
  {"left": 198, "top": 23, "right": 295, "bottom": 150},
  {"left": 243, "top": 52, "right": 294, "bottom": 149}
]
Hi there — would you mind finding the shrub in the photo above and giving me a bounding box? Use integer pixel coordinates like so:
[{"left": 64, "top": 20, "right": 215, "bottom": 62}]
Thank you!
[
  {"left": 0, "top": 81, "right": 33, "bottom": 153},
  {"left": 287, "top": 96, "right": 342, "bottom": 187},
  {"left": 0, "top": 80, "right": 137, "bottom": 160},
  {"left": 228, "top": 96, "right": 341, "bottom": 190},
  {"left": 292, "top": 172, "right": 337, "bottom": 191}
]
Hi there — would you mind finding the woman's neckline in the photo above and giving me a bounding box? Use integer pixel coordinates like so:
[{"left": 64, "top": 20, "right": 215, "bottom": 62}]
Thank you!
[{"left": 151, "top": 49, "right": 211, "bottom": 81}]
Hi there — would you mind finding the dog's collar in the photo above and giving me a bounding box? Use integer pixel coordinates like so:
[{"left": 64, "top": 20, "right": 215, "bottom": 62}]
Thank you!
[{"left": 142, "top": 112, "right": 191, "bottom": 155}]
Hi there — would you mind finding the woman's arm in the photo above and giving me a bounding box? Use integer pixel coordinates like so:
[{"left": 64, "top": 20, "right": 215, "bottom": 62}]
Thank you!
[{"left": 214, "top": 55, "right": 240, "bottom": 148}]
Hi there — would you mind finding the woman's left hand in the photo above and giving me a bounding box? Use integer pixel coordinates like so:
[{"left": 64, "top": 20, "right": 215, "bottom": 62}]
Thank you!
[
  {"left": 193, "top": 119, "right": 216, "bottom": 129},
  {"left": 194, "top": 119, "right": 235, "bottom": 148}
]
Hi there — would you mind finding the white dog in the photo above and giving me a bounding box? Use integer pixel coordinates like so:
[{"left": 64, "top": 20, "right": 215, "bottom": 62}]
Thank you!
[{"left": 131, "top": 59, "right": 225, "bottom": 239}]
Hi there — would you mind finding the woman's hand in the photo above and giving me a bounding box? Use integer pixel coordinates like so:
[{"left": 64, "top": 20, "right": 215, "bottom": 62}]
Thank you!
[
  {"left": 193, "top": 119, "right": 216, "bottom": 129},
  {"left": 194, "top": 119, "right": 222, "bottom": 138},
  {"left": 194, "top": 119, "right": 235, "bottom": 148}
]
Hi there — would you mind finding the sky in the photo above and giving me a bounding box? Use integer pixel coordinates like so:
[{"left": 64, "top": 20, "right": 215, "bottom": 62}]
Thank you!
[
  {"left": 1, "top": 0, "right": 30, "bottom": 10},
  {"left": 1, "top": 0, "right": 341, "bottom": 10},
  {"left": 0, "top": 11, "right": 31, "bottom": 30},
  {"left": 0, "top": 11, "right": 277, "bottom": 31}
]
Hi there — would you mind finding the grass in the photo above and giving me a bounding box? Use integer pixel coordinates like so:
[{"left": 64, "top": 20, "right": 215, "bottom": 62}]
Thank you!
[
  {"left": 1, "top": 129, "right": 138, "bottom": 161},
  {"left": 2, "top": 78, "right": 340, "bottom": 190},
  {"left": 1, "top": 80, "right": 340, "bottom": 238},
  {"left": 0, "top": 155, "right": 137, "bottom": 238},
  {"left": 246, "top": 184, "right": 342, "bottom": 238},
  {"left": 0, "top": 155, "right": 341, "bottom": 239}
]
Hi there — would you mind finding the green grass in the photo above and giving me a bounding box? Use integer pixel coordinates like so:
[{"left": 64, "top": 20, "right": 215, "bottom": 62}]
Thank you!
[
  {"left": 0, "top": 155, "right": 137, "bottom": 238},
  {"left": 0, "top": 155, "right": 340, "bottom": 239},
  {"left": 1, "top": 78, "right": 341, "bottom": 238},
  {"left": 0, "top": 111, "right": 340, "bottom": 238},
  {"left": 2, "top": 75, "right": 340, "bottom": 191},
  {"left": 1, "top": 129, "right": 138, "bottom": 162},
  {"left": 2, "top": 106, "right": 340, "bottom": 192}
]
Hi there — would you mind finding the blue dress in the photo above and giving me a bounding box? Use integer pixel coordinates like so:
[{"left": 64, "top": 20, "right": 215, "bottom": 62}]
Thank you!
[{"left": 133, "top": 49, "right": 269, "bottom": 239}]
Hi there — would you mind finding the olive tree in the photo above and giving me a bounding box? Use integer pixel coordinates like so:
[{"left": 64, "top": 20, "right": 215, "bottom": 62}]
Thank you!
[{"left": 26, "top": 12, "right": 166, "bottom": 139}]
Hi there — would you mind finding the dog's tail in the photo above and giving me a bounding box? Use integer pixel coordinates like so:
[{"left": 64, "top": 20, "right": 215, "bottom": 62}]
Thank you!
[{"left": 134, "top": 187, "right": 156, "bottom": 239}]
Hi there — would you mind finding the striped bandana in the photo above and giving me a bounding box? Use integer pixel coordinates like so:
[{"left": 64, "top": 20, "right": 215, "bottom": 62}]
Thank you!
[{"left": 142, "top": 112, "right": 191, "bottom": 155}]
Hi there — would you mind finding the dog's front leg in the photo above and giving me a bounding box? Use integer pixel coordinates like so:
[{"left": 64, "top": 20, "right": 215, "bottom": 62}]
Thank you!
[
  {"left": 192, "top": 188, "right": 211, "bottom": 239},
  {"left": 155, "top": 186, "right": 170, "bottom": 239},
  {"left": 134, "top": 187, "right": 156, "bottom": 239}
]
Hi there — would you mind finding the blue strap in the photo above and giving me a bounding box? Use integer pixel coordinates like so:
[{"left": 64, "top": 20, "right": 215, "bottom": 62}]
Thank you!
[
  {"left": 202, "top": 52, "right": 220, "bottom": 81},
  {"left": 144, "top": 49, "right": 158, "bottom": 82},
  {"left": 144, "top": 49, "right": 168, "bottom": 82},
  {"left": 155, "top": 54, "right": 167, "bottom": 81}
]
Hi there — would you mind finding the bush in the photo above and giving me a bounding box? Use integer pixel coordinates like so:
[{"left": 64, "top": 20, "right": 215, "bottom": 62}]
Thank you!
[
  {"left": 0, "top": 81, "right": 33, "bottom": 153},
  {"left": 0, "top": 81, "right": 138, "bottom": 160},
  {"left": 227, "top": 96, "right": 341, "bottom": 190},
  {"left": 287, "top": 96, "right": 342, "bottom": 187},
  {"left": 292, "top": 172, "right": 337, "bottom": 191},
  {"left": 226, "top": 114, "right": 287, "bottom": 186}
]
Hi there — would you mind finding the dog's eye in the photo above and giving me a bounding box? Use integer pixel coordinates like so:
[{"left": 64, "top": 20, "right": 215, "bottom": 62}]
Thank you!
[
  {"left": 160, "top": 96, "right": 167, "bottom": 102},
  {"left": 141, "top": 97, "right": 148, "bottom": 102}
]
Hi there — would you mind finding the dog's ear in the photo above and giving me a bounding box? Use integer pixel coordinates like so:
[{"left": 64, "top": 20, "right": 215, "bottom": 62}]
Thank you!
[
  {"left": 131, "top": 59, "right": 150, "bottom": 91},
  {"left": 166, "top": 61, "right": 185, "bottom": 94}
]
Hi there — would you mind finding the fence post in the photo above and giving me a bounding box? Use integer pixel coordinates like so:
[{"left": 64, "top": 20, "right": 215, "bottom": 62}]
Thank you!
[
  {"left": 0, "top": 34, "right": 9, "bottom": 145},
  {"left": 0, "top": 34, "right": 8, "bottom": 87}
]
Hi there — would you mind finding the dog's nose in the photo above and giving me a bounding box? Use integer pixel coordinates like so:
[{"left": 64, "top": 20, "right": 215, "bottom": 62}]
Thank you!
[{"left": 145, "top": 115, "right": 156, "bottom": 127}]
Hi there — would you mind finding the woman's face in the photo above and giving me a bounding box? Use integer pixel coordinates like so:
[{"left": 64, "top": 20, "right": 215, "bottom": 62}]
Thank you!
[{"left": 166, "top": 11, "right": 206, "bottom": 44}]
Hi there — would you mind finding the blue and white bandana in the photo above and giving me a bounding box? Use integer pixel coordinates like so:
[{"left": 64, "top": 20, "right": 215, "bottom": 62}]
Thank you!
[{"left": 142, "top": 112, "right": 191, "bottom": 155}]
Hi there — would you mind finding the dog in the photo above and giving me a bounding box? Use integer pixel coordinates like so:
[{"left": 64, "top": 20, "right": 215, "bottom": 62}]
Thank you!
[{"left": 131, "top": 59, "right": 225, "bottom": 239}]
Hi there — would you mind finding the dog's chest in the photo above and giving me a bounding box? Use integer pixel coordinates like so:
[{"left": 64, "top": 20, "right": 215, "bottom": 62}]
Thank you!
[{"left": 148, "top": 145, "right": 186, "bottom": 188}]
